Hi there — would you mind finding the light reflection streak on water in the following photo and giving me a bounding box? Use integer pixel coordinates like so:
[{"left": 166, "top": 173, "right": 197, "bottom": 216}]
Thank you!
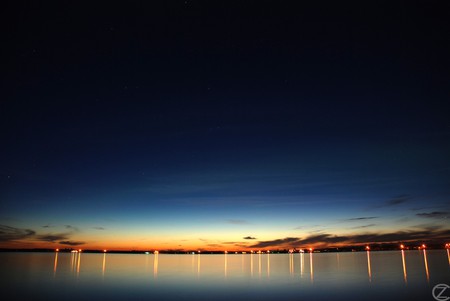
[
  {"left": 250, "top": 253, "right": 253, "bottom": 277},
  {"left": 53, "top": 252, "right": 58, "bottom": 276},
  {"left": 9, "top": 250, "right": 450, "bottom": 301},
  {"left": 423, "top": 250, "right": 429, "bottom": 282},
  {"left": 289, "top": 253, "right": 294, "bottom": 276},
  {"left": 336, "top": 253, "right": 340, "bottom": 269},
  {"left": 153, "top": 253, "right": 158, "bottom": 278},
  {"left": 258, "top": 253, "right": 261, "bottom": 278},
  {"left": 366, "top": 251, "right": 371, "bottom": 282},
  {"left": 44, "top": 250, "right": 450, "bottom": 286},
  {"left": 447, "top": 249, "right": 450, "bottom": 266},
  {"left": 300, "top": 252, "right": 304, "bottom": 277},
  {"left": 70, "top": 252, "right": 75, "bottom": 272},
  {"left": 197, "top": 253, "right": 201, "bottom": 278},
  {"left": 102, "top": 254, "right": 106, "bottom": 278},
  {"left": 224, "top": 253, "right": 227, "bottom": 278},
  {"left": 76, "top": 253, "right": 81, "bottom": 277},
  {"left": 145, "top": 254, "right": 150, "bottom": 273},
  {"left": 401, "top": 250, "right": 407, "bottom": 284}
]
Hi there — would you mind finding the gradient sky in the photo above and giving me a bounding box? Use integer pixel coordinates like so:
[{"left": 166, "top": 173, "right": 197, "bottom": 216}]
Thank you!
[{"left": 1, "top": 1, "right": 449, "bottom": 251}]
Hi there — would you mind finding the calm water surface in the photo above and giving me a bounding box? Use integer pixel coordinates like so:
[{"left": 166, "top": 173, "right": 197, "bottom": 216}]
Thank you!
[{"left": 1, "top": 250, "right": 449, "bottom": 301}]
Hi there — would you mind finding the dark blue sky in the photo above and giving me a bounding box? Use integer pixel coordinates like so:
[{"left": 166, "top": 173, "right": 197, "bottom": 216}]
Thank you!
[{"left": 1, "top": 1, "right": 449, "bottom": 250}]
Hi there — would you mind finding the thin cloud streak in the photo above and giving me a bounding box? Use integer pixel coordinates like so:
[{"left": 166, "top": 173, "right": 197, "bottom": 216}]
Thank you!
[
  {"left": 387, "top": 195, "right": 411, "bottom": 206},
  {"left": 0, "top": 224, "right": 83, "bottom": 245},
  {"left": 350, "top": 224, "right": 377, "bottom": 229},
  {"left": 0, "top": 225, "right": 35, "bottom": 242},
  {"left": 250, "top": 228, "right": 450, "bottom": 248},
  {"left": 416, "top": 211, "right": 449, "bottom": 219},
  {"left": 346, "top": 217, "right": 378, "bottom": 221},
  {"left": 59, "top": 240, "right": 85, "bottom": 246}
]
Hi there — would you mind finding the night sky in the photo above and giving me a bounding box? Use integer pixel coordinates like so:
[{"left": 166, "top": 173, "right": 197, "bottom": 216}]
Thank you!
[{"left": 1, "top": 1, "right": 449, "bottom": 251}]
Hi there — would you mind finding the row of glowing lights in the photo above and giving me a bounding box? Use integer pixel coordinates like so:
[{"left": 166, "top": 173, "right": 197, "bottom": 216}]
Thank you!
[{"left": 55, "top": 243, "right": 450, "bottom": 253}]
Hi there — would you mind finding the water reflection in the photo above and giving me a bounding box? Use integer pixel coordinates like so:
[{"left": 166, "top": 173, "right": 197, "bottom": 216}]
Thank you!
[
  {"left": 153, "top": 253, "right": 158, "bottom": 278},
  {"left": 102, "top": 253, "right": 106, "bottom": 278},
  {"left": 69, "top": 251, "right": 82, "bottom": 276},
  {"left": 423, "top": 250, "right": 429, "bottom": 282},
  {"left": 258, "top": 253, "right": 261, "bottom": 278},
  {"left": 53, "top": 251, "right": 58, "bottom": 276},
  {"left": 447, "top": 249, "right": 450, "bottom": 266},
  {"left": 76, "top": 252, "right": 81, "bottom": 277},
  {"left": 224, "top": 253, "right": 227, "bottom": 278},
  {"left": 289, "top": 253, "right": 294, "bottom": 276},
  {"left": 366, "top": 250, "right": 372, "bottom": 282},
  {"left": 197, "top": 253, "right": 201, "bottom": 277},
  {"left": 22, "top": 250, "right": 450, "bottom": 301},
  {"left": 250, "top": 253, "right": 253, "bottom": 277},
  {"left": 300, "top": 252, "right": 304, "bottom": 277},
  {"left": 401, "top": 250, "right": 407, "bottom": 284},
  {"left": 70, "top": 252, "right": 75, "bottom": 272}
]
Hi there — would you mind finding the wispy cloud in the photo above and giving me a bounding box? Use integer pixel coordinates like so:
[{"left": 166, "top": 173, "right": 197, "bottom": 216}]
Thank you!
[
  {"left": 59, "top": 240, "right": 85, "bottom": 246},
  {"left": 93, "top": 226, "right": 105, "bottom": 230},
  {"left": 251, "top": 237, "right": 299, "bottom": 248},
  {"left": 345, "top": 217, "right": 378, "bottom": 221},
  {"left": 0, "top": 224, "right": 82, "bottom": 245},
  {"left": 350, "top": 224, "right": 376, "bottom": 229},
  {"left": 387, "top": 195, "right": 411, "bottom": 206},
  {"left": 250, "top": 228, "right": 450, "bottom": 248},
  {"left": 369, "top": 195, "right": 412, "bottom": 210},
  {"left": 0, "top": 225, "right": 35, "bottom": 242},
  {"left": 243, "top": 236, "right": 256, "bottom": 240},
  {"left": 416, "top": 211, "right": 449, "bottom": 219},
  {"left": 36, "top": 233, "right": 70, "bottom": 242},
  {"left": 64, "top": 225, "right": 79, "bottom": 231}
]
